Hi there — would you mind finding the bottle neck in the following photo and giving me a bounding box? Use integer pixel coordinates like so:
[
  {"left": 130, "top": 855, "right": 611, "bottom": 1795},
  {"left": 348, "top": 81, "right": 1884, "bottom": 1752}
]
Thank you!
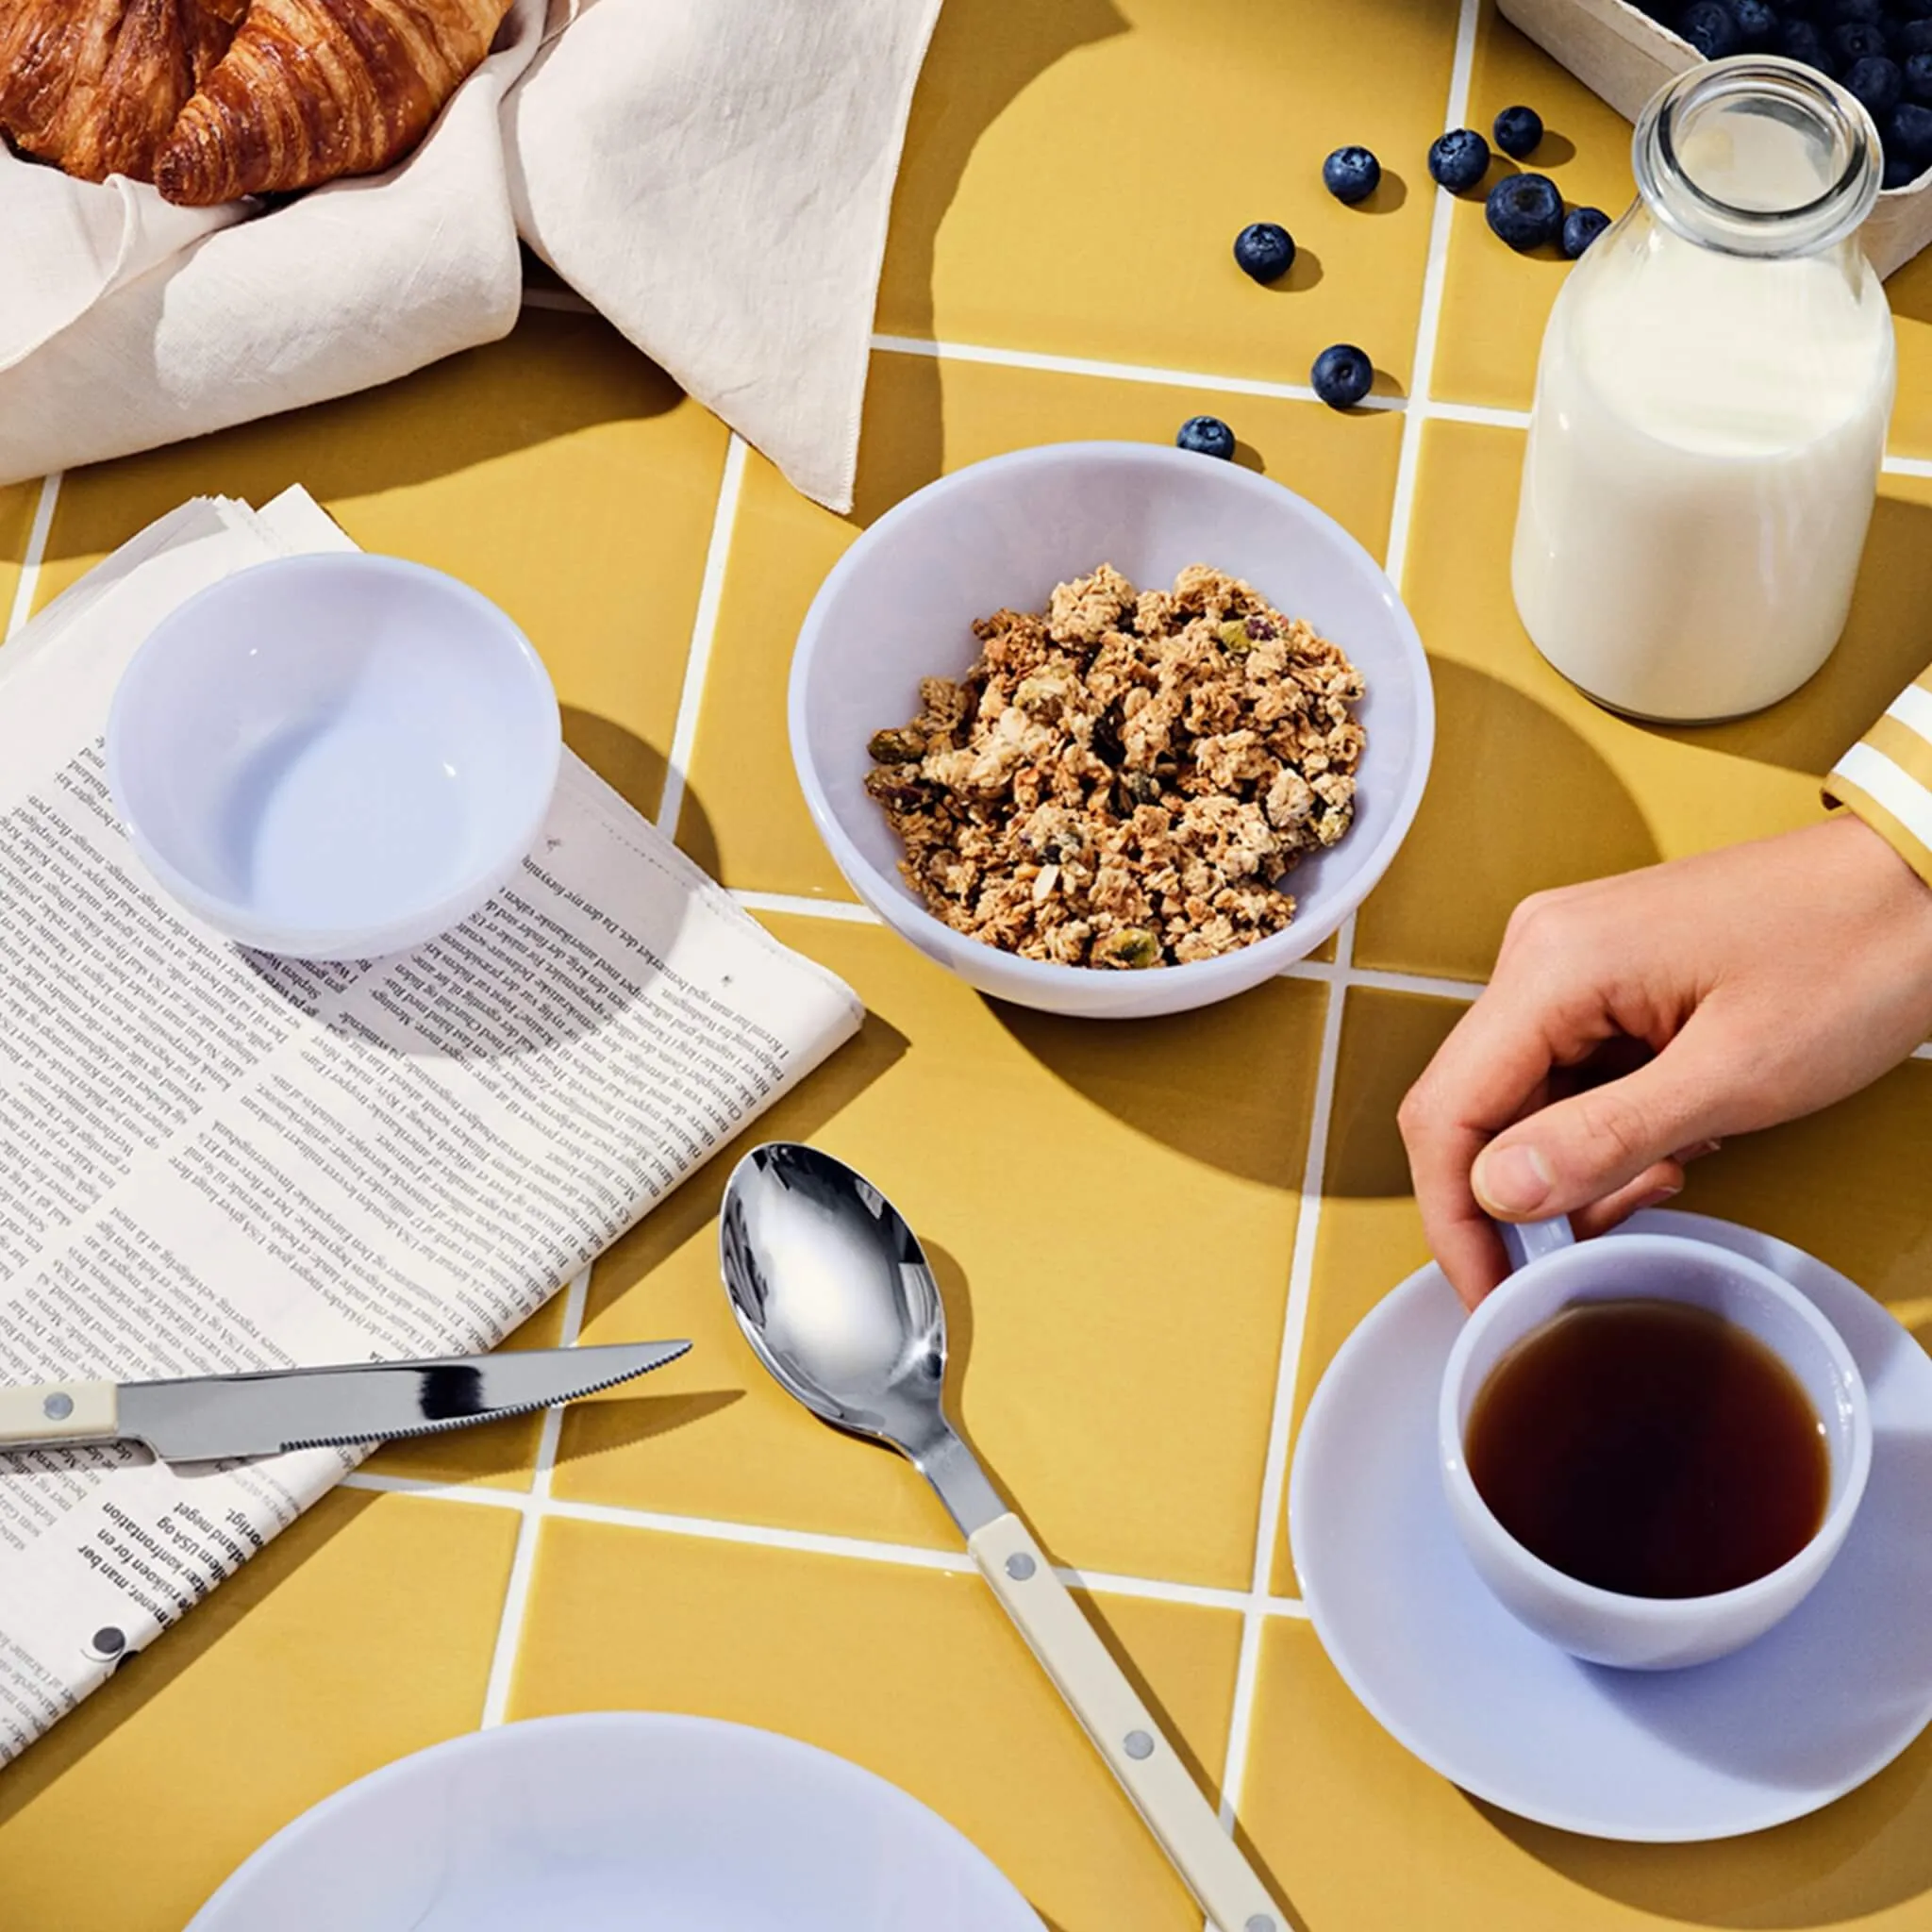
[{"left": 1633, "top": 55, "right": 1880, "bottom": 261}]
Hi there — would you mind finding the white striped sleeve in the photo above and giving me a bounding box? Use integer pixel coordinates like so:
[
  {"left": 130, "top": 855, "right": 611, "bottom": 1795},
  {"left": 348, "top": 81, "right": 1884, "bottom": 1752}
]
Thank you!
[{"left": 1824, "top": 675, "right": 1932, "bottom": 887}]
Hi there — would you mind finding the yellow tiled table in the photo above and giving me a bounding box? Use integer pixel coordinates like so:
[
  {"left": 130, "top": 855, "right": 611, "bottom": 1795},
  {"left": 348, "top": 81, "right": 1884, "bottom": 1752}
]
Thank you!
[{"left": 7, "top": 3, "right": 1932, "bottom": 1927}]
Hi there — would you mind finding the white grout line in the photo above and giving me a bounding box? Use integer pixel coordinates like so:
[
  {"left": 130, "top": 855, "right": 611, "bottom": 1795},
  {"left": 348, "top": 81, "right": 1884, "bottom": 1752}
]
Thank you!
[
  {"left": 1379, "top": 7, "right": 1480, "bottom": 591},
  {"left": 1213, "top": 923, "right": 1355, "bottom": 1835},
  {"left": 5, "top": 473, "right": 62, "bottom": 641},
  {"left": 655, "top": 434, "right": 749, "bottom": 839},
  {"left": 340, "top": 1464, "right": 1296, "bottom": 1617},
  {"left": 871, "top": 331, "right": 1405, "bottom": 411},
  {"left": 475, "top": 1266, "right": 592, "bottom": 1727},
  {"left": 1428, "top": 398, "right": 1531, "bottom": 431},
  {"left": 1213, "top": 0, "right": 1483, "bottom": 1865},
  {"left": 724, "top": 890, "right": 1488, "bottom": 1005},
  {"left": 1884, "top": 452, "right": 1932, "bottom": 478},
  {"left": 730, "top": 888, "right": 882, "bottom": 924},
  {"left": 1283, "top": 956, "right": 1481, "bottom": 1003}
]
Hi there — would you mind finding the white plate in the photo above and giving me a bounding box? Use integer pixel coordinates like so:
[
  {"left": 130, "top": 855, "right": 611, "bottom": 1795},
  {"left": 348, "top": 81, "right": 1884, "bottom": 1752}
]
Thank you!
[
  {"left": 1288, "top": 1209, "right": 1932, "bottom": 1841},
  {"left": 187, "top": 1712, "right": 1044, "bottom": 1930}
]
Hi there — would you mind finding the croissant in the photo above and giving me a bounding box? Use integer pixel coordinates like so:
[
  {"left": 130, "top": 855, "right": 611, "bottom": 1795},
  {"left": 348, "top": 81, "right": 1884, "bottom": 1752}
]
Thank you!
[
  {"left": 0, "top": 0, "right": 243, "bottom": 182},
  {"left": 152, "top": 0, "right": 511, "bottom": 205}
]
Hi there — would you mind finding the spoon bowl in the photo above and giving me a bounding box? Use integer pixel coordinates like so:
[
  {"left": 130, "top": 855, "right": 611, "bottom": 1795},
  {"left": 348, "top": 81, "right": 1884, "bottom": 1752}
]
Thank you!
[{"left": 719, "top": 1142, "right": 1001, "bottom": 1530}]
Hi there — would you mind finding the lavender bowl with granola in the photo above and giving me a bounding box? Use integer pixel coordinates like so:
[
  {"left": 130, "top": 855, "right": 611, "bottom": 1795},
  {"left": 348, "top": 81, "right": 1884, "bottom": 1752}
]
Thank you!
[{"left": 789, "top": 442, "right": 1434, "bottom": 1019}]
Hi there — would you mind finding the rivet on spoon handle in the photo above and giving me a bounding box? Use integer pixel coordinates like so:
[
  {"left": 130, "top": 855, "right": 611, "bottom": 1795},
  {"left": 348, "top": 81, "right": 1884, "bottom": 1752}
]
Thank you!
[{"left": 971, "top": 1511, "right": 1281, "bottom": 1932}]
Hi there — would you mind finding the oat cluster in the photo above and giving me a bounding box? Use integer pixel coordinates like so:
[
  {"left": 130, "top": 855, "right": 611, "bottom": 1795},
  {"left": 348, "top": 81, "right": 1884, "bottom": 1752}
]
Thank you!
[{"left": 863, "top": 563, "right": 1367, "bottom": 969}]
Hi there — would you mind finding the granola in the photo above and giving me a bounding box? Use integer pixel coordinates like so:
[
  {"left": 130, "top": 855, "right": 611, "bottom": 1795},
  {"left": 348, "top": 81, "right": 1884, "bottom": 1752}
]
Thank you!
[{"left": 863, "top": 563, "right": 1367, "bottom": 969}]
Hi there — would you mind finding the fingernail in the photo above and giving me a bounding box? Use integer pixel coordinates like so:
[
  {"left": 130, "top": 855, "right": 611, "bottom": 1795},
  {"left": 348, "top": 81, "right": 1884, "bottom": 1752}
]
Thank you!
[
  {"left": 1473, "top": 1143, "right": 1553, "bottom": 1217},
  {"left": 1639, "top": 1182, "right": 1682, "bottom": 1209},
  {"left": 1674, "top": 1139, "right": 1722, "bottom": 1163}
]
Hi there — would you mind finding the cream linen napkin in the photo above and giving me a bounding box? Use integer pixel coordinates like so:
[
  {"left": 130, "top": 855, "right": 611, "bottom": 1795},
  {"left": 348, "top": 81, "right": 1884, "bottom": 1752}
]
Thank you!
[{"left": 0, "top": 0, "right": 941, "bottom": 514}]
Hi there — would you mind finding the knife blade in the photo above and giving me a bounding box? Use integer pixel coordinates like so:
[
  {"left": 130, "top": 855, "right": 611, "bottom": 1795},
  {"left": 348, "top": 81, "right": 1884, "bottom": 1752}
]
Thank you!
[{"left": 0, "top": 1341, "right": 690, "bottom": 1461}]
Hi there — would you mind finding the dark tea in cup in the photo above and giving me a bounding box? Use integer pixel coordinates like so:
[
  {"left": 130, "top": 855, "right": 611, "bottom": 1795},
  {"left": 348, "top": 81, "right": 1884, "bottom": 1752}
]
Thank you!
[{"left": 1465, "top": 1298, "right": 1829, "bottom": 1600}]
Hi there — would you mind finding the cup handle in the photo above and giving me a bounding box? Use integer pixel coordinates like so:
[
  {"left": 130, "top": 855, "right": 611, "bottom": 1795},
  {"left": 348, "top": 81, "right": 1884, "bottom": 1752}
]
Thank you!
[{"left": 1497, "top": 1216, "right": 1574, "bottom": 1272}]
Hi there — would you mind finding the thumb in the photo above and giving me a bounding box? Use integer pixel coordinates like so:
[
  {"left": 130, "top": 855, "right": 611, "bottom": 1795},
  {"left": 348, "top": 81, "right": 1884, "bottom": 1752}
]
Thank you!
[{"left": 1471, "top": 1033, "right": 1731, "bottom": 1223}]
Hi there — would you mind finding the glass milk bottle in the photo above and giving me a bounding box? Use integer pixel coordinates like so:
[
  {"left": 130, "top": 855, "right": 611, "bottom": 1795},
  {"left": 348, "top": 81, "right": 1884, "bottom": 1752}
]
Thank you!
[{"left": 1511, "top": 57, "right": 1894, "bottom": 722}]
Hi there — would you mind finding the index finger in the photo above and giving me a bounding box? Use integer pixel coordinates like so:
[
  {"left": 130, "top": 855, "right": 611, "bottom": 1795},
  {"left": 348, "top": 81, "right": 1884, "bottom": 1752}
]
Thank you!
[{"left": 1398, "top": 973, "right": 1611, "bottom": 1307}]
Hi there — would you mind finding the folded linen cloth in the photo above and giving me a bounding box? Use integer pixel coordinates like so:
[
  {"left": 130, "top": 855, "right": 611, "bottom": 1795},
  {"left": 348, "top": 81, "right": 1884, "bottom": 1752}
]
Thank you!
[{"left": 0, "top": 0, "right": 941, "bottom": 513}]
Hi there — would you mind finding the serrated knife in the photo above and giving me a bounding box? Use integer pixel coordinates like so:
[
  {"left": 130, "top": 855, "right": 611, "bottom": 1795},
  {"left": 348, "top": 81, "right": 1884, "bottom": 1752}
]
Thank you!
[{"left": 0, "top": 1341, "right": 690, "bottom": 1460}]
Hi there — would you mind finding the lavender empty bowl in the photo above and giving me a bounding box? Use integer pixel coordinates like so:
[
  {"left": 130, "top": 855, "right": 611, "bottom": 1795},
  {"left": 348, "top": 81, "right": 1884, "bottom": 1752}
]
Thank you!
[{"left": 106, "top": 554, "right": 560, "bottom": 962}]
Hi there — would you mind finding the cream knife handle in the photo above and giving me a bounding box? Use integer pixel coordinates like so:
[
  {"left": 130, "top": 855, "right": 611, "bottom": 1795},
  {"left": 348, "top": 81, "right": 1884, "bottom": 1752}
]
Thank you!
[
  {"left": 968, "top": 1511, "right": 1282, "bottom": 1932},
  {"left": 0, "top": 1380, "right": 119, "bottom": 1450}
]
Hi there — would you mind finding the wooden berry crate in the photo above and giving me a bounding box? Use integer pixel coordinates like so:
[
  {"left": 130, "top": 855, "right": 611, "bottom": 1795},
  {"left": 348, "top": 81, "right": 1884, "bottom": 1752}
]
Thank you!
[{"left": 1496, "top": 0, "right": 1932, "bottom": 275}]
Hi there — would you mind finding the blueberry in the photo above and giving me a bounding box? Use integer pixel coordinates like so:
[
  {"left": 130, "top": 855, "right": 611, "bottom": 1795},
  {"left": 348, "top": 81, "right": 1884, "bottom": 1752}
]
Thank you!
[
  {"left": 1323, "top": 145, "right": 1382, "bottom": 204},
  {"left": 1844, "top": 52, "right": 1904, "bottom": 110},
  {"left": 1884, "top": 152, "right": 1920, "bottom": 185},
  {"left": 1232, "top": 221, "right": 1295, "bottom": 283},
  {"left": 1730, "top": 0, "right": 1781, "bottom": 45},
  {"left": 1888, "top": 99, "right": 1932, "bottom": 161},
  {"left": 1902, "top": 20, "right": 1932, "bottom": 55},
  {"left": 1175, "top": 415, "right": 1237, "bottom": 459},
  {"left": 1492, "top": 105, "right": 1544, "bottom": 158},
  {"left": 1428, "top": 127, "right": 1491, "bottom": 192},
  {"left": 1830, "top": 0, "right": 1882, "bottom": 23},
  {"left": 1907, "top": 49, "right": 1932, "bottom": 96},
  {"left": 1561, "top": 205, "right": 1613, "bottom": 257},
  {"left": 1678, "top": 1, "right": 1742, "bottom": 56},
  {"left": 1310, "top": 344, "right": 1374, "bottom": 410},
  {"left": 1832, "top": 20, "right": 1890, "bottom": 59},
  {"left": 1778, "top": 17, "right": 1835, "bottom": 65},
  {"left": 1486, "top": 171, "right": 1564, "bottom": 250}
]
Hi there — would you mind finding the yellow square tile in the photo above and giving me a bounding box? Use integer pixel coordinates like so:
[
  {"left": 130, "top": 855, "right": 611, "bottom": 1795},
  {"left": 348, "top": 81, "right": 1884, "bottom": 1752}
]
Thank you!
[
  {"left": 1431, "top": 5, "right": 1635, "bottom": 413},
  {"left": 361, "top": 1293, "right": 569, "bottom": 1491},
  {"left": 555, "top": 912, "right": 1324, "bottom": 1592},
  {"left": 1241, "top": 1616, "right": 1932, "bottom": 1932},
  {"left": 509, "top": 1516, "right": 1246, "bottom": 1931},
  {"left": 0, "top": 480, "right": 41, "bottom": 640},
  {"left": 1889, "top": 251, "right": 1932, "bottom": 459},
  {"left": 0, "top": 1490, "right": 517, "bottom": 1931},
  {"left": 1274, "top": 987, "right": 1460, "bottom": 1596},
  {"left": 1674, "top": 1053, "right": 1932, "bottom": 1321},
  {"left": 40, "top": 308, "right": 729, "bottom": 823},
  {"left": 1357, "top": 422, "right": 1932, "bottom": 980},
  {"left": 678, "top": 348, "right": 1404, "bottom": 897},
  {"left": 879, "top": 0, "right": 1457, "bottom": 390}
]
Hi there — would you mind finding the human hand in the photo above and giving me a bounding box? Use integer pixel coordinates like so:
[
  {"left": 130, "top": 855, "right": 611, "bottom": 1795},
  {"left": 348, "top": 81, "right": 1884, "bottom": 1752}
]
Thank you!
[{"left": 1398, "top": 813, "right": 1932, "bottom": 1309}]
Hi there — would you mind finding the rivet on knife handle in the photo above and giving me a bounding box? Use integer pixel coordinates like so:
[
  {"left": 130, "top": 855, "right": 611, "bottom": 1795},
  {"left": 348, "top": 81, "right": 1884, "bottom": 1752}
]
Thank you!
[{"left": 0, "top": 1380, "right": 120, "bottom": 1450}]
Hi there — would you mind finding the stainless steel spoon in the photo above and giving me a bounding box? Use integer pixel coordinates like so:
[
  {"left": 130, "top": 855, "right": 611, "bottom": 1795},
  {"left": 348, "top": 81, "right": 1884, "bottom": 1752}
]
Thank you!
[{"left": 719, "top": 1141, "right": 1282, "bottom": 1932}]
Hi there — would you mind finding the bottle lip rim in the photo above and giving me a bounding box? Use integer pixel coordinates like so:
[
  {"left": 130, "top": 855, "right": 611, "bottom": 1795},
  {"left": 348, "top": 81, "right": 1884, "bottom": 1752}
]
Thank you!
[{"left": 1637, "top": 55, "right": 1880, "bottom": 256}]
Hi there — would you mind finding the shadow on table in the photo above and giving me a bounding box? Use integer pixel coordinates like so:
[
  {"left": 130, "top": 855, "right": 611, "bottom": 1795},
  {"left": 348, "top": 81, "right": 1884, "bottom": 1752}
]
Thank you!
[
  {"left": 1476, "top": 1728, "right": 1932, "bottom": 1927},
  {"left": 852, "top": 0, "right": 1130, "bottom": 530},
  {"left": 561, "top": 703, "right": 673, "bottom": 829},
  {"left": 42, "top": 313, "right": 685, "bottom": 569},
  {"left": 0, "top": 1487, "right": 378, "bottom": 1834},
  {"left": 550, "top": 1389, "right": 744, "bottom": 1472},
  {"left": 985, "top": 663, "right": 1658, "bottom": 1186}
]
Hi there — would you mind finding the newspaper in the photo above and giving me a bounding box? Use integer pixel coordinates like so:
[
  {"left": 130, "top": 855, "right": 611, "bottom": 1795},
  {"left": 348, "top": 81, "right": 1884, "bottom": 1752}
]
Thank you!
[{"left": 0, "top": 490, "right": 864, "bottom": 1760}]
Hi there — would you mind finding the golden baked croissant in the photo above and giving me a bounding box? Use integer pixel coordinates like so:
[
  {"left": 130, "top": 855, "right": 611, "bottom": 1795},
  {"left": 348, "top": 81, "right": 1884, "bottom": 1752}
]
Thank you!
[
  {"left": 153, "top": 0, "right": 513, "bottom": 206},
  {"left": 0, "top": 0, "right": 244, "bottom": 182}
]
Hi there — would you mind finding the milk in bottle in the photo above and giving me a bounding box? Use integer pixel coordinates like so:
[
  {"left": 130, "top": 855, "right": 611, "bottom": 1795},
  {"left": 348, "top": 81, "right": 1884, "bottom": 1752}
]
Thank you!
[{"left": 1511, "top": 58, "right": 1895, "bottom": 722}]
